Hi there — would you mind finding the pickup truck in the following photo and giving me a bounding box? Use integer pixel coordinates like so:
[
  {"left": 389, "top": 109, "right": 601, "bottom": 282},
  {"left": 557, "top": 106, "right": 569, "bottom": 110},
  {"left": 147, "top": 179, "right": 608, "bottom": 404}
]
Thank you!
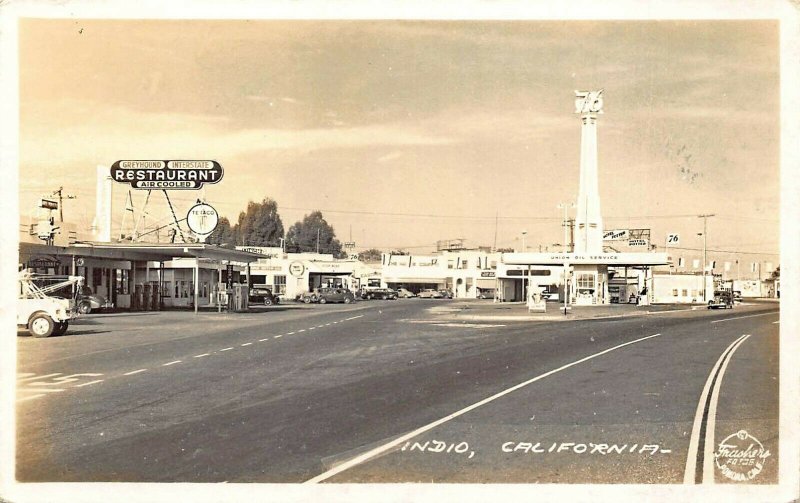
[{"left": 18, "top": 270, "right": 83, "bottom": 337}]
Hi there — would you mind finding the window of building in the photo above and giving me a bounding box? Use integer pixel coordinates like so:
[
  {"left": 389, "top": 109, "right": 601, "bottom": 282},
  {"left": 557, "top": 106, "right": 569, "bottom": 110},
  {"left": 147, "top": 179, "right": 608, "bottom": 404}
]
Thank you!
[
  {"left": 447, "top": 260, "right": 454, "bottom": 269},
  {"left": 672, "top": 289, "right": 678, "bottom": 296},
  {"left": 161, "top": 281, "right": 172, "bottom": 297},
  {"left": 490, "top": 261, "right": 497, "bottom": 269},
  {"left": 461, "top": 260, "right": 468, "bottom": 269},
  {"left": 691, "top": 289, "right": 698, "bottom": 297},
  {"left": 682, "top": 289, "right": 688, "bottom": 297},
  {"left": 273, "top": 275, "right": 287, "bottom": 295},
  {"left": 576, "top": 273, "right": 595, "bottom": 290}
]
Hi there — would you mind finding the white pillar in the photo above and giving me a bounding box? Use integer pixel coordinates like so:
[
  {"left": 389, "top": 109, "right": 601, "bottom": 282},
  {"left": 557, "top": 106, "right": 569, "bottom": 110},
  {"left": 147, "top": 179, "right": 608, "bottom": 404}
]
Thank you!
[
  {"left": 194, "top": 261, "right": 199, "bottom": 314},
  {"left": 574, "top": 91, "right": 605, "bottom": 255}
]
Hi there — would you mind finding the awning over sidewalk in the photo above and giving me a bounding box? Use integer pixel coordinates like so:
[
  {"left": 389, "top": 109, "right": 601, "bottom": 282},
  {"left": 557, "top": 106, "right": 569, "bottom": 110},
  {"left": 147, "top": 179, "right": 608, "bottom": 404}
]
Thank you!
[{"left": 20, "top": 241, "right": 264, "bottom": 264}]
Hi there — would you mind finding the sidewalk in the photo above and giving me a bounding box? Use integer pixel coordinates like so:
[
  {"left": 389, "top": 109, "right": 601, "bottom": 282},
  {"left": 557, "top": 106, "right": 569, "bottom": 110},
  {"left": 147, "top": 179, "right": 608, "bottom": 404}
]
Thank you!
[{"left": 426, "top": 300, "right": 695, "bottom": 322}]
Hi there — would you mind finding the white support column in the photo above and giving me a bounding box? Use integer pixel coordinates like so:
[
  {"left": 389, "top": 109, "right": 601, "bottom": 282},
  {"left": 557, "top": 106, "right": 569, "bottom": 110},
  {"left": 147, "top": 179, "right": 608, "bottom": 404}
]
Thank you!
[{"left": 194, "top": 260, "right": 199, "bottom": 314}]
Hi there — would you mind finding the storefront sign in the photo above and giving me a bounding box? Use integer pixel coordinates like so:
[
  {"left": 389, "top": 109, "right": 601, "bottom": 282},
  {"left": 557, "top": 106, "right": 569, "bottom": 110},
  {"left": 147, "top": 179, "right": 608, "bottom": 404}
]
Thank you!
[
  {"left": 226, "top": 264, "right": 234, "bottom": 288},
  {"left": 480, "top": 271, "right": 496, "bottom": 278},
  {"left": 110, "top": 160, "right": 224, "bottom": 190},
  {"left": 289, "top": 261, "right": 306, "bottom": 277},
  {"left": 628, "top": 239, "right": 648, "bottom": 247},
  {"left": 28, "top": 255, "right": 61, "bottom": 269}
]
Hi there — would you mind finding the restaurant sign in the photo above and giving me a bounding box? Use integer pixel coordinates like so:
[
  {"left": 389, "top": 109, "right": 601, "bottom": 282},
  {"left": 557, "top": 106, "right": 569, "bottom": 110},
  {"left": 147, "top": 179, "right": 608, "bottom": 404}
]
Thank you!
[{"left": 111, "top": 160, "right": 223, "bottom": 190}]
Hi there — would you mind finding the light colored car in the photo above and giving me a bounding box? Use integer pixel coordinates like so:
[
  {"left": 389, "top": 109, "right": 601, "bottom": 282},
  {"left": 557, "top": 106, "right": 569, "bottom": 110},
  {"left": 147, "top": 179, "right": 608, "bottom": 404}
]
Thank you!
[
  {"left": 417, "top": 289, "right": 444, "bottom": 299},
  {"left": 395, "top": 288, "right": 415, "bottom": 298}
]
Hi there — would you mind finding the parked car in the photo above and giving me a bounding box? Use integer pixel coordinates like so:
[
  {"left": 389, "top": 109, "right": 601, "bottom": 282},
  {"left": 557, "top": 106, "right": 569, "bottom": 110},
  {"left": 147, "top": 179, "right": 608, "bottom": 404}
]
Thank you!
[
  {"left": 733, "top": 290, "right": 743, "bottom": 302},
  {"left": 304, "top": 287, "right": 355, "bottom": 304},
  {"left": 707, "top": 291, "right": 734, "bottom": 309},
  {"left": 249, "top": 287, "right": 280, "bottom": 306},
  {"left": 76, "top": 285, "right": 112, "bottom": 314},
  {"left": 417, "top": 289, "right": 444, "bottom": 299},
  {"left": 363, "top": 288, "right": 397, "bottom": 300},
  {"left": 439, "top": 289, "right": 454, "bottom": 299},
  {"left": 395, "top": 288, "right": 415, "bottom": 298},
  {"left": 477, "top": 288, "right": 495, "bottom": 300}
]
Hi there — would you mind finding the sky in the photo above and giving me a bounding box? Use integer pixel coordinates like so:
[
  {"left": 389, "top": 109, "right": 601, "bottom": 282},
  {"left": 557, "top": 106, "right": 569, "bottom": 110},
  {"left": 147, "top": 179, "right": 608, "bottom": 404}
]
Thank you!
[{"left": 18, "top": 18, "right": 780, "bottom": 265}]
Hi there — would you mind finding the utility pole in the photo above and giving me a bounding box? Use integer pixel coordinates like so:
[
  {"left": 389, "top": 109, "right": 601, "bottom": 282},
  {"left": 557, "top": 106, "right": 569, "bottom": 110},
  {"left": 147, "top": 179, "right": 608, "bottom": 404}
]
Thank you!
[
  {"left": 51, "top": 186, "right": 76, "bottom": 223},
  {"left": 316, "top": 228, "right": 321, "bottom": 253},
  {"left": 698, "top": 214, "right": 715, "bottom": 302},
  {"left": 493, "top": 211, "right": 498, "bottom": 252}
]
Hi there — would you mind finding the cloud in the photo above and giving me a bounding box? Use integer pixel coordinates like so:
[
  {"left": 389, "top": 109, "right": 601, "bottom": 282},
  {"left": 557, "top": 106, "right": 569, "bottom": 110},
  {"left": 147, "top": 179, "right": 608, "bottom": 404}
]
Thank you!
[{"left": 19, "top": 100, "right": 455, "bottom": 173}]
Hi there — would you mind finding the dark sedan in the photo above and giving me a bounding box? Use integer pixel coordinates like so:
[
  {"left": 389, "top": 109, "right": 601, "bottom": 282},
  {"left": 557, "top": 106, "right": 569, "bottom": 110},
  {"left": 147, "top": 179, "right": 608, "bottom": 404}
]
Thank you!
[{"left": 249, "top": 287, "right": 280, "bottom": 306}]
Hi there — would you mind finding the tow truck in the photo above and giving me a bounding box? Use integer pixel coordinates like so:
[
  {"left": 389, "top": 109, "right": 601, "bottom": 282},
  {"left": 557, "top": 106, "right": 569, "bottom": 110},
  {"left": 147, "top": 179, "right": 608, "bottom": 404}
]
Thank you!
[{"left": 17, "top": 270, "right": 83, "bottom": 337}]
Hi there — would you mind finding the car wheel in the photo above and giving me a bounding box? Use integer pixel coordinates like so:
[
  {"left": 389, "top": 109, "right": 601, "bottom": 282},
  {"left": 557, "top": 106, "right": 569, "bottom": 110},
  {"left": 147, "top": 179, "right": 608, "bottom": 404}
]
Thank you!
[
  {"left": 29, "top": 313, "right": 56, "bottom": 338},
  {"left": 264, "top": 298, "right": 273, "bottom": 306},
  {"left": 303, "top": 297, "right": 312, "bottom": 304},
  {"left": 319, "top": 297, "right": 327, "bottom": 304},
  {"left": 78, "top": 302, "right": 92, "bottom": 315},
  {"left": 344, "top": 297, "right": 352, "bottom": 304}
]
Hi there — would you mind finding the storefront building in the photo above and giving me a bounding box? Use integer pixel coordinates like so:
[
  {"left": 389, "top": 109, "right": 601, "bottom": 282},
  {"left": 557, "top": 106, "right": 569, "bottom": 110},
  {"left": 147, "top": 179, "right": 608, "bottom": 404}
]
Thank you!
[{"left": 380, "top": 250, "right": 502, "bottom": 298}]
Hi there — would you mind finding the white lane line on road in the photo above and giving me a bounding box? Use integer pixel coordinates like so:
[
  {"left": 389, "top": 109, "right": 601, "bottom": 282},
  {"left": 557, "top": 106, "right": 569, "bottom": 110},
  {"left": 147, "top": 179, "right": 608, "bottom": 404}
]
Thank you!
[
  {"left": 345, "top": 315, "right": 364, "bottom": 321},
  {"left": 309, "top": 327, "right": 316, "bottom": 330},
  {"left": 259, "top": 338, "right": 271, "bottom": 342},
  {"left": 220, "top": 347, "right": 234, "bottom": 351},
  {"left": 17, "top": 394, "right": 46, "bottom": 402},
  {"left": 75, "top": 379, "right": 104, "bottom": 388},
  {"left": 241, "top": 342, "right": 253, "bottom": 346},
  {"left": 163, "top": 360, "right": 182, "bottom": 366},
  {"left": 702, "top": 334, "right": 751, "bottom": 484},
  {"left": 287, "top": 331, "right": 296, "bottom": 335},
  {"left": 683, "top": 334, "right": 750, "bottom": 485},
  {"left": 710, "top": 312, "right": 778, "bottom": 324},
  {"left": 772, "top": 321, "right": 779, "bottom": 324},
  {"left": 18, "top": 388, "right": 64, "bottom": 394},
  {"left": 17, "top": 373, "right": 61, "bottom": 383},
  {"left": 298, "top": 329, "right": 305, "bottom": 333},
  {"left": 123, "top": 369, "right": 148, "bottom": 376},
  {"left": 274, "top": 335, "right": 283, "bottom": 338},
  {"left": 325, "top": 323, "right": 331, "bottom": 326},
  {"left": 305, "top": 332, "right": 663, "bottom": 484},
  {"left": 194, "top": 353, "right": 211, "bottom": 358}
]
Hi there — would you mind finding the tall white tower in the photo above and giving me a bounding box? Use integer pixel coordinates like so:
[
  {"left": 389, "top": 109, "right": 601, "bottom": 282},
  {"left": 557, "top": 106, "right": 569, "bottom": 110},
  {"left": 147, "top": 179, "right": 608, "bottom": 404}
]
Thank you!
[{"left": 573, "top": 89, "right": 605, "bottom": 254}]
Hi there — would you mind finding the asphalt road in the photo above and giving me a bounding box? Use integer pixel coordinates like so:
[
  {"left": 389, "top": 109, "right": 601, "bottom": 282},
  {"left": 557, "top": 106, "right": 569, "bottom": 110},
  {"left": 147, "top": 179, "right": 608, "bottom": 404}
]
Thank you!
[{"left": 15, "top": 300, "right": 779, "bottom": 485}]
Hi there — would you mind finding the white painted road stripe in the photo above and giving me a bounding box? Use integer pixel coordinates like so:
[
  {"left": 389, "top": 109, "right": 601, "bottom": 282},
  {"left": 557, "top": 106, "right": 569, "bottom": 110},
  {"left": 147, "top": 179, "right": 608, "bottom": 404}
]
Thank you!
[
  {"left": 274, "top": 335, "right": 283, "bottom": 338},
  {"left": 75, "top": 379, "right": 104, "bottom": 388},
  {"left": 309, "top": 327, "right": 316, "bottom": 330},
  {"left": 18, "top": 388, "right": 64, "bottom": 393},
  {"left": 123, "top": 369, "right": 147, "bottom": 376},
  {"left": 710, "top": 312, "right": 778, "bottom": 323},
  {"left": 259, "top": 338, "right": 270, "bottom": 342},
  {"left": 17, "top": 373, "right": 61, "bottom": 383},
  {"left": 702, "top": 334, "right": 750, "bottom": 484},
  {"left": 220, "top": 347, "right": 234, "bottom": 351},
  {"left": 163, "top": 360, "right": 182, "bottom": 366},
  {"left": 17, "top": 394, "right": 46, "bottom": 402},
  {"left": 683, "top": 334, "right": 750, "bottom": 484},
  {"left": 298, "top": 329, "right": 305, "bottom": 333},
  {"left": 773, "top": 321, "right": 779, "bottom": 324},
  {"left": 194, "top": 353, "right": 211, "bottom": 358},
  {"left": 305, "top": 332, "right": 662, "bottom": 484},
  {"left": 241, "top": 342, "right": 252, "bottom": 346},
  {"left": 345, "top": 315, "right": 364, "bottom": 321},
  {"left": 287, "top": 331, "right": 296, "bottom": 335}
]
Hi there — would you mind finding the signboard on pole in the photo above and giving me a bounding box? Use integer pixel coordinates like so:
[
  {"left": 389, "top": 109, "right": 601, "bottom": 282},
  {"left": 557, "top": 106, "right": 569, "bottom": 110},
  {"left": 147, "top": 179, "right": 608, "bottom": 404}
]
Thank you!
[
  {"left": 186, "top": 203, "right": 219, "bottom": 240},
  {"left": 628, "top": 239, "right": 647, "bottom": 247},
  {"left": 111, "top": 160, "right": 224, "bottom": 190},
  {"left": 603, "top": 229, "right": 629, "bottom": 241},
  {"left": 40, "top": 198, "right": 58, "bottom": 210}
]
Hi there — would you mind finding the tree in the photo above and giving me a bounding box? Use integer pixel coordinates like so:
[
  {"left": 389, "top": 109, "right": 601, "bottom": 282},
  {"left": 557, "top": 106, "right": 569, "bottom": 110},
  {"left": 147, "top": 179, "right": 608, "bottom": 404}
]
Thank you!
[
  {"left": 236, "top": 198, "right": 284, "bottom": 247},
  {"left": 286, "top": 211, "right": 343, "bottom": 257},
  {"left": 206, "top": 216, "right": 237, "bottom": 246},
  {"left": 358, "top": 248, "right": 383, "bottom": 262},
  {"left": 770, "top": 266, "right": 780, "bottom": 280}
]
